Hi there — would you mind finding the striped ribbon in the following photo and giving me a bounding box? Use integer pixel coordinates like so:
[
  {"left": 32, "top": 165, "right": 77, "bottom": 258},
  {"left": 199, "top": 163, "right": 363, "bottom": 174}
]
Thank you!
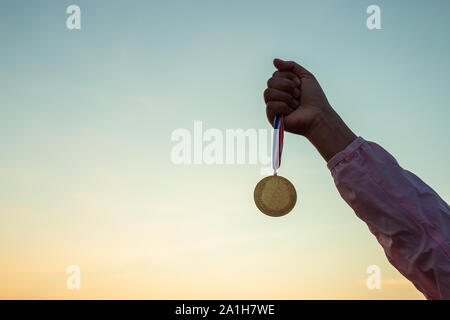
[{"left": 272, "top": 114, "right": 284, "bottom": 174}]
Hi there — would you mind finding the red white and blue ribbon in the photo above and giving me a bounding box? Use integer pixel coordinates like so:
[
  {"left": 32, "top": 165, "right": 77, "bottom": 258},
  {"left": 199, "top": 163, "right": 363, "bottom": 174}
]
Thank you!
[{"left": 272, "top": 114, "right": 284, "bottom": 174}]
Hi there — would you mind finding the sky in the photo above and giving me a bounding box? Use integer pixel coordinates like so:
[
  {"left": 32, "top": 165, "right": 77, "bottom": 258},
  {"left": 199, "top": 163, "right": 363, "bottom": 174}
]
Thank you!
[{"left": 0, "top": 0, "right": 449, "bottom": 299}]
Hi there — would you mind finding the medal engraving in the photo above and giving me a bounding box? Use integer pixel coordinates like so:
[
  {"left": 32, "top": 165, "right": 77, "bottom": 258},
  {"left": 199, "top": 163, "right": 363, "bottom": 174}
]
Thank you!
[{"left": 254, "top": 175, "right": 297, "bottom": 217}]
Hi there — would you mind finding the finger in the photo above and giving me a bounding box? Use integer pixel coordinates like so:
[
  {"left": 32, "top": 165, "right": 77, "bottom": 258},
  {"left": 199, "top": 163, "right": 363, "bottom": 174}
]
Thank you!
[
  {"left": 273, "top": 58, "right": 313, "bottom": 78},
  {"left": 266, "top": 101, "right": 292, "bottom": 125},
  {"left": 272, "top": 71, "right": 301, "bottom": 86},
  {"left": 291, "top": 97, "right": 300, "bottom": 109},
  {"left": 264, "top": 88, "right": 295, "bottom": 107},
  {"left": 267, "top": 77, "right": 296, "bottom": 93}
]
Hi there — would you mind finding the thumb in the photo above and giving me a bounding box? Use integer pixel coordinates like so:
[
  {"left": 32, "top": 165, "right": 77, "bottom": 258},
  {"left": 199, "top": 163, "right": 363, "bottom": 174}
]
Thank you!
[{"left": 273, "top": 58, "right": 312, "bottom": 78}]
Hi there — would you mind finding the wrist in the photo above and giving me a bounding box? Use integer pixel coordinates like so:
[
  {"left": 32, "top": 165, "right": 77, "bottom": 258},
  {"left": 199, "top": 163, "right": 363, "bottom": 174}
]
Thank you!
[{"left": 305, "top": 107, "right": 357, "bottom": 162}]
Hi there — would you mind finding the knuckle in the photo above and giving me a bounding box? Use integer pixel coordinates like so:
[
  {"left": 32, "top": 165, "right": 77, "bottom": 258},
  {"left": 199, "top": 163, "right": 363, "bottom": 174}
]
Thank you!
[
  {"left": 263, "top": 88, "right": 272, "bottom": 100},
  {"left": 266, "top": 101, "right": 277, "bottom": 108},
  {"left": 286, "top": 79, "right": 295, "bottom": 89},
  {"left": 288, "top": 95, "right": 294, "bottom": 104}
]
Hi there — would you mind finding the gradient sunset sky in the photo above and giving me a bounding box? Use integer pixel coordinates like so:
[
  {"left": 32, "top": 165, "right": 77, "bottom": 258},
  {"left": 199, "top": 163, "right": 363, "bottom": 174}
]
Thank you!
[{"left": 1, "top": 0, "right": 449, "bottom": 299}]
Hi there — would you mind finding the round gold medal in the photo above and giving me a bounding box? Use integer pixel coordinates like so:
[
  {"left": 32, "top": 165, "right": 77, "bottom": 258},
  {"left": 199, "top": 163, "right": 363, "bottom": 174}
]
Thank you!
[{"left": 254, "top": 175, "right": 297, "bottom": 217}]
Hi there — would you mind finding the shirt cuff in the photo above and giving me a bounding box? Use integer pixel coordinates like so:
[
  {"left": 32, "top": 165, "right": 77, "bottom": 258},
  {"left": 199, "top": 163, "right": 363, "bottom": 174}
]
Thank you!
[{"left": 327, "top": 136, "right": 365, "bottom": 170}]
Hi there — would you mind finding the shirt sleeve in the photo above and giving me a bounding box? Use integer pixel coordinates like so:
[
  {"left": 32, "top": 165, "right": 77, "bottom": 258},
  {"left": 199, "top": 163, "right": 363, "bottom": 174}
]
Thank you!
[{"left": 327, "top": 137, "right": 450, "bottom": 299}]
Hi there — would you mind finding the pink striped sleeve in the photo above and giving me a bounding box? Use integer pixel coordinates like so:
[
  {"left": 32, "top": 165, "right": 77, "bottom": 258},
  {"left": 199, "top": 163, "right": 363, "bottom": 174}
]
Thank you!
[{"left": 328, "top": 137, "right": 450, "bottom": 299}]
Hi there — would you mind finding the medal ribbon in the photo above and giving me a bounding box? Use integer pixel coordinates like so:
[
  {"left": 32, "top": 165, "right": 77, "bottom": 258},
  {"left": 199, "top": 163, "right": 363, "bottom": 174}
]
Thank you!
[{"left": 272, "top": 114, "right": 284, "bottom": 174}]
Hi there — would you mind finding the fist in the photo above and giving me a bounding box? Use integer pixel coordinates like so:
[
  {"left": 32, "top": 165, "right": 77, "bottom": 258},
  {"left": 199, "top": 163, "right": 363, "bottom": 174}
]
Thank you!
[{"left": 264, "top": 58, "right": 332, "bottom": 137}]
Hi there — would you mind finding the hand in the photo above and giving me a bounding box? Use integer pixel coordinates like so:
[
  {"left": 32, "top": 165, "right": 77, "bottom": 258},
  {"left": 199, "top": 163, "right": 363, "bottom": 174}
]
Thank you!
[
  {"left": 264, "top": 58, "right": 357, "bottom": 161},
  {"left": 264, "top": 58, "right": 332, "bottom": 136}
]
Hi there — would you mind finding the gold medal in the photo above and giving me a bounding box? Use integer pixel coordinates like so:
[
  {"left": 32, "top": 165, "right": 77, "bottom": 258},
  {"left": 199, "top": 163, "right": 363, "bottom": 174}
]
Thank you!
[
  {"left": 254, "top": 174, "right": 297, "bottom": 217},
  {"left": 254, "top": 114, "right": 297, "bottom": 217}
]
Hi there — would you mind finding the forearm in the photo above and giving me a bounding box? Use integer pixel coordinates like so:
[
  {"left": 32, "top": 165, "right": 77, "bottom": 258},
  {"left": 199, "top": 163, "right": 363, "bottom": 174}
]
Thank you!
[{"left": 305, "top": 108, "right": 357, "bottom": 162}]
